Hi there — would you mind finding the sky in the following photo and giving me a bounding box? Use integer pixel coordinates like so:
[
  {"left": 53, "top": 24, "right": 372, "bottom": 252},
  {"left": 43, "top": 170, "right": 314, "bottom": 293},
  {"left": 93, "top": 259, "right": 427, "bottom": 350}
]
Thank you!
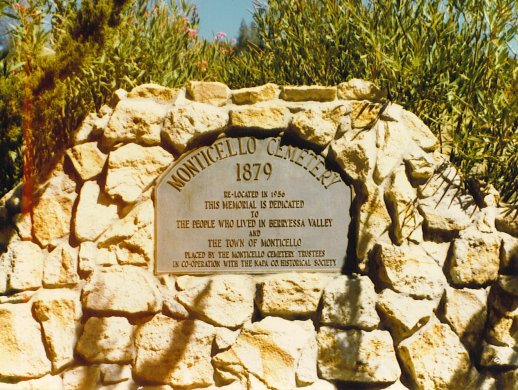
[{"left": 190, "top": 0, "right": 256, "bottom": 40}]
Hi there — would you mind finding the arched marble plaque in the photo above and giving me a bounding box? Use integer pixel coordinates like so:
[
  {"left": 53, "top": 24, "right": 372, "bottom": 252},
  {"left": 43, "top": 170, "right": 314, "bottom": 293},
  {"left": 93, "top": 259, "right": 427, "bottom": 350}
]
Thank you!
[{"left": 155, "top": 136, "right": 351, "bottom": 273}]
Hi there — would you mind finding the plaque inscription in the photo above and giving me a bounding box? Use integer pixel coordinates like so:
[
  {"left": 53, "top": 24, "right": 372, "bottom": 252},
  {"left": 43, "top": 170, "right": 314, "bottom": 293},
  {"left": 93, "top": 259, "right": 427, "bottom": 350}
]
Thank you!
[{"left": 155, "top": 137, "right": 351, "bottom": 273}]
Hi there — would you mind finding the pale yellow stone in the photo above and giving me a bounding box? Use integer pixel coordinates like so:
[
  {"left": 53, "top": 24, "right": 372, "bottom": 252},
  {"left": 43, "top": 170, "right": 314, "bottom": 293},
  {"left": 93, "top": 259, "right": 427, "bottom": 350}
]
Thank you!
[
  {"left": 317, "top": 327, "right": 400, "bottom": 383},
  {"left": 134, "top": 315, "right": 215, "bottom": 388},
  {"left": 102, "top": 98, "right": 170, "bottom": 148},
  {"left": 81, "top": 266, "right": 162, "bottom": 315},
  {"left": 12, "top": 212, "right": 31, "bottom": 240},
  {"left": 186, "top": 81, "right": 230, "bottom": 106},
  {"left": 74, "top": 181, "right": 119, "bottom": 242},
  {"left": 0, "top": 303, "right": 51, "bottom": 379},
  {"left": 480, "top": 343, "right": 518, "bottom": 368},
  {"left": 6, "top": 241, "right": 43, "bottom": 291},
  {"left": 449, "top": 228, "right": 501, "bottom": 286},
  {"left": 32, "top": 168, "right": 77, "bottom": 247},
  {"left": 43, "top": 242, "right": 79, "bottom": 288},
  {"left": 162, "top": 101, "right": 228, "bottom": 153},
  {"left": 0, "top": 374, "right": 64, "bottom": 390},
  {"left": 257, "top": 273, "right": 329, "bottom": 317},
  {"left": 105, "top": 144, "right": 173, "bottom": 203},
  {"left": 100, "top": 364, "right": 132, "bottom": 384},
  {"left": 62, "top": 365, "right": 100, "bottom": 390},
  {"left": 351, "top": 101, "right": 382, "bottom": 128},
  {"left": 496, "top": 210, "right": 518, "bottom": 237},
  {"left": 321, "top": 275, "right": 379, "bottom": 329},
  {"left": 177, "top": 275, "right": 254, "bottom": 328},
  {"left": 401, "top": 109, "right": 438, "bottom": 151},
  {"left": 375, "top": 243, "right": 446, "bottom": 299},
  {"left": 281, "top": 85, "right": 337, "bottom": 102},
  {"left": 398, "top": 319, "right": 472, "bottom": 389},
  {"left": 443, "top": 287, "right": 488, "bottom": 349},
  {"left": 97, "top": 200, "right": 154, "bottom": 266},
  {"left": 230, "top": 105, "right": 290, "bottom": 130},
  {"left": 355, "top": 185, "right": 392, "bottom": 267},
  {"left": 337, "top": 79, "right": 385, "bottom": 101},
  {"left": 32, "top": 289, "right": 82, "bottom": 372},
  {"left": 127, "top": 83, "right": 178, "bottom": 101},
  {"left": 76, "top": 317, "right": 134, "bottom": 363},
  {"left": 66, "top": 142, "right": 107, "bottom": 181},
  {"left": 374, "top": 121, "right": 415, "bottom": 183},
  {"left": 213, "top": 317, "right": 317, "bottom": 390},
  {"left": 289, "top": 108, "right": 336, "bottom": 147},
  {"left": 385, "top": 165, "right": 423, "bottom": 244},
  {"left": 377, "top": 289, "right": 435, "bottom": 341},
  {"left": 232, "top": 83, "right": 279, "bottom": 104},
  {"left": 330, "top": 125, "right": 377, "bottom": 183}
]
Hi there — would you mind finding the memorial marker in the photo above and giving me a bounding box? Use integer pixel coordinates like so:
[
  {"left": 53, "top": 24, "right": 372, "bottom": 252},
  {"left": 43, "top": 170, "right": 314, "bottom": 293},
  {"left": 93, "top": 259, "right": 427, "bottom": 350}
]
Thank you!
[{"left": 155, "top": 136, "right": 351, "bottom": 273}]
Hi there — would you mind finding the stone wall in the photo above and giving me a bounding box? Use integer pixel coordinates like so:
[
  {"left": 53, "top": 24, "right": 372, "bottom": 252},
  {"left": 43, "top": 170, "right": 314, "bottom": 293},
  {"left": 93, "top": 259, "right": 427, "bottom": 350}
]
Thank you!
[{"left": 0, "top": 80, "right": 516, "bottom": 390}]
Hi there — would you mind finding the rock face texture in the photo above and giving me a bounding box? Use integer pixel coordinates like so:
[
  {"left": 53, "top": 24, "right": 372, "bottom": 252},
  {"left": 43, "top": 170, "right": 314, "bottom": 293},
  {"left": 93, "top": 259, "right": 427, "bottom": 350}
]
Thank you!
[{"left": 0, "top": 81, "right": 515, "bottom": 389}]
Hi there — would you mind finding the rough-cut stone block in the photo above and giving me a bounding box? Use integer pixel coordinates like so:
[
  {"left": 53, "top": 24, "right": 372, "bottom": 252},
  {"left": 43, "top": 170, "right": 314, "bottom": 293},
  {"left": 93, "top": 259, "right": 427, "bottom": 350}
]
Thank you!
[
  {"left": 330, "top": 125, "right": 377, "bottom": 183},
  {"left": 499, "top": 275, "right": 518, "bottom": 297},
  {"left": 127, "top": 83, "right": 178, "bottom": 101},
  {"left": 43, "top": 243, "right": 79, "bottom": 288},
  {"left": 134, "top": 315, "right": 215, "bottom": 388},
  {"left": 0, "top": 374, "right": 64, "bottom": 390},
  {"left": 374, "top": 121, "right": 415, "bottom": 183},
  {"left": 73, "top": 112, "right": 98, "bottom": 144},
  {"left": 0, "top": 304, "right": 51, "bottom": 379},
  {"left": 186, "top": 81, "right": 230, "bottom": 106},
  {"left": 214, "top": 327, "right": 240, "bottom": 351},
  {"left": 230, "top": 105, "right": 290, "bottom": 130},
  {"left": 98, "top": 200, "right": 154, "bottom": 266},
  {"left": 405, "top": 152, "right": 435, "bottom": 183},
  {"left": 76, "top": 317, "right": 134, "bottom": 363},
  {"left": 355, "top": 185, "right": 392, "bottom": 267},
  {"left": 100, "top": 364, "right": 132, "bottom": 384},
  {"left": 337, "top": 79, "right": 385, "bottom": 101},
  {"left": 402, "top": 110, "right": 438, "bottom": 151},
  {"left": 105, "top": 143, "right": 172, "bottom": 203},
  {"left": 256, "top": 273, "right": 329, "bottom": 317},
  {"left": 32, "top": 289, "right": 81, "bottom": 372},
  {"left": 375, "top": 243, "right": 446, "bottom": 299},
  {"left": 66, "top": 142, "right": 107, "bottom": 181},
  {"left": 74, "top": 181, "right": 118, "bottom": 242},
  {"left": 377, "top": 288, "right": 435, "bottom": 341},
  {"left": 289, "top": 108, "right": 336, "bottom": 147},
  {"left": 351, "top": 101, "right": 381, "bottom": 129},
  {"left": 0, "top": 251, "right": 10, "bottom": 294},
  {"left": 385, "top": 165, "right": 423, "bottom": 244},
  {"left": 317, "top": 327, "right": 400, "bottom": 383},
  {"left": 232, "top": 83, "right": 279, "bottom": 104},
  {"left": 32, "top": 168, "right": 77, "bottom": 247},
  {"left": 162, "top": 101, "right": 228, "bottom": 153},
  {"left": 398, "top": 319, "right": 472, "bottom": 390},
  {"left": 443, "top": 287, "right": 487, "bottom": 349},
  {"left": 281, "top": 85, "right": 337, "bottom": 102},
  {"left": 480, "top": 343, "right": 518, "bottom": 368},
  {"left": 419, "top": 201, "right": 472, "bottom": 240},
  {"left": 213, "top": 317, "right": 317, "bottom": 390},
  {"left": 486, "top": 291, "right": 517, "bottom": 348},
  {"left": 102, "top": 98, "right": 170, "bottom": 148},
  {"left": 13, "top": 212, "right": 31, "bottom": 240},
  {"left": 62, "top": 365, "right": 100, "bottom": 390},
  {"left": 496, "top": 210, "right": 518, "bottom": 237},
  {"left": 321, "top": 275, "right": 379, "bottom": 329},
  {"left": 7, "top": 241, "right": 44, "bottom": 291},
  {"left": 449, "top": 228, "right": 501, "bottom": 286},
  {"left": 81, "top": 266, "right": 162, "bottom": 315},
  {"left": 500, "top": 233, "right": 518, "bottom": 273},
  {"left": 177, "top": 275, "right": 254, "bottom": 328}
]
